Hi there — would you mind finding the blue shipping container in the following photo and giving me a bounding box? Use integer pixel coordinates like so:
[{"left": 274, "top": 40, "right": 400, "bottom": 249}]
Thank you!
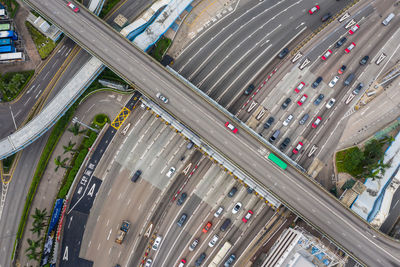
[
  {"left": 0, "top": 38, "right": 11, "bottom": 45},
  {"left": 0, "top": 31, "right": 18, "bottom": 40},
  {"left": 0, "top": 45, "right": 15, "bottom": 53}
]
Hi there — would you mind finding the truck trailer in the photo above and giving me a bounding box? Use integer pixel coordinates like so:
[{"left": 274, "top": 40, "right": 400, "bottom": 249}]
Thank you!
[{"left": 115, "top": 220, "right": 130, "bottom": 244}]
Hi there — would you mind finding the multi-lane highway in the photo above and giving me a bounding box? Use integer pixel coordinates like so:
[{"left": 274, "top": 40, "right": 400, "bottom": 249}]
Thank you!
[{"left": 23, "top": 0, "right": 400, "bottom": 265}]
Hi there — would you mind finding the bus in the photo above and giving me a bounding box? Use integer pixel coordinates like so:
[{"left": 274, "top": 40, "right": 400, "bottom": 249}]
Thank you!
[
  {"left": 268, "top": 153, "right": 287, "bottom": 170},
  {"left": 208, "top": 241, "right": 232, "bottom": 267}
]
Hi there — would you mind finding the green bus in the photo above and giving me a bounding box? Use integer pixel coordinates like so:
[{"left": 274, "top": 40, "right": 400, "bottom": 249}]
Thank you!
[{"left": 268, "top": 153, "right": 287, "bottom": 170}]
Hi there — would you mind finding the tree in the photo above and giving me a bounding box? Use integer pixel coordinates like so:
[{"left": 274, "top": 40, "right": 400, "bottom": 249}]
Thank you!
[
  {"left": 68, "top": 122, "right": 86, "bottom": 136},
  {"left": 30, "top": 221, "right": 45, "bottom": 237},
  {"left": 32, "top": 208, "right": 47, "bottom": 222},
  {"left": 54, "top": 155, "right": 69, "bottom": 172},
  {"left": 363, "top": 139, "right": 384, "bottom": 166},
  {"left": 63, "top": 140, "right": 77, "bottom": 154},
  {"left": 344, "top": 147, "right": 364, "bottom": 175}
]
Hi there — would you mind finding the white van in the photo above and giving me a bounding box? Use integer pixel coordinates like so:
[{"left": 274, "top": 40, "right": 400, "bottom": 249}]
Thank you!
[
  {"left": 121, "top": 123, "right": 131, "bottom": 135},
  {"left": 382, "top": 13, "right": 395, "bottom": 26}
]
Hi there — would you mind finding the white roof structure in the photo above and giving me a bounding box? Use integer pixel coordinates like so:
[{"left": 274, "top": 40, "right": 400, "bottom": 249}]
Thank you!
[{"left": 134, "top": 0, "right": 193, "bottom": 51}]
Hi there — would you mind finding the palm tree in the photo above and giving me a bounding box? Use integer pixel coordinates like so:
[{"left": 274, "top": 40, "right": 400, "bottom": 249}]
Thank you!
[
  {"left": 54, "top": 156, "right": 69, "bottom": 172},
  {"left": 63, "top": 140, "right": 77, "bottom": 154},
  {"left": 32, "top": 208, "right": 48, "bottom": 222},
  {"left": 25, "top": 238, "right": 41, "bottom": 254},
  {"left": 30, "top": 221, "right": 44, "bottom": 237},
  {"left": 68, "top": 122, "right": 86, "bottom": 136}
]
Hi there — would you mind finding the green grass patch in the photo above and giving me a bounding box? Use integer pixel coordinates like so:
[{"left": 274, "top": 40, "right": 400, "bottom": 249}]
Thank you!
[
  {"left": 0, "top": 70, "right": 34, "bottom": 102},
  {"left": 2, "top": 154, "right": 16, "bottom": 174},
  {"left": 2, "top": 0, "right": 19, "bottom": 18},
  {"left": 25, "top": 21, "right": 56, "bottom": 60},
  {"left": 99, "top": 0, "right": 122, "bottom": 19},
  {"left": 150, "top": 37, "right": 172, "bottom": 62}
]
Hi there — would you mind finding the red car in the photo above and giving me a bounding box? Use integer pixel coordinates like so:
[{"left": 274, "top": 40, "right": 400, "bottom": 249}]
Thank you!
[
  {"left": 242, "top": 210, "right": 253, "bottom": 223},
  {"left": 179, "top": 259, "right": 186, "bottom": 266},
  {"left": 67, "top": 2, "right": 80, "bottom": 12},
  {"left": 349, "top": 24, "right": 359, "bottom": 35},
  {"left": 293, "top": 142, "right": 303, "bottom": 154},
  {"left": 297, "top": 94, "right": 308, "bottom": 106},
  {"left": 321, "top": 50, "right": 332, "bottom": 60},
  {"left": 203, "top": 222, "right": 212, "bottom": 233},
  {"left": 294, "top": 82, "right": 305, "bottom": 93},
  {"left": 225, "top": 122, "right": 238, "bottom": 133},
  {"left": 345, "top": 42, "right": 356, "bottom": 53},
  {"left": 312, "top": 116, "right": 322, "bottom": 128},
  {"left": 308, "top": 5, "right": 320, "bottom": 14}
]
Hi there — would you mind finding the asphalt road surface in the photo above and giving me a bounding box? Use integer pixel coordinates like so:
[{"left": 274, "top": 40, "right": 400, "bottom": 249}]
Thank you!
[{"left": 24, "top": 0, "right": 400, "bottom": 265}]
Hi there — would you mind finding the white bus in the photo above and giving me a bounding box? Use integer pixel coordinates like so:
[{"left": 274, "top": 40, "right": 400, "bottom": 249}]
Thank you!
[{"left": 208, "top": 241, "right": 232, "bottom": 267}]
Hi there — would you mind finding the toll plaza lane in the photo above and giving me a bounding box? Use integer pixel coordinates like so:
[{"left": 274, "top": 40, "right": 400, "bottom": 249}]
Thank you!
[{"left": 24, "top": 0, "right": 400, "bottom": 265}]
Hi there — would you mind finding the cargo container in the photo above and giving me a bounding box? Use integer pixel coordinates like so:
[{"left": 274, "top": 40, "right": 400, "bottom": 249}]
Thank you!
[{"left": 0, "top": 30, "right": 18, "bottom": 40}]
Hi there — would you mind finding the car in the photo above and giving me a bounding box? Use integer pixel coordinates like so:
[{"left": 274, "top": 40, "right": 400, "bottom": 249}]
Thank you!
[
  {"left": 292, "top": 142, "right": 303, "bottom": 154},
  {"left": 297, "top": 94, "right": 308, "bottom": 106},
  {"left": 189, "top": 238, "right": 199, "bottom": 251},
  {"left": 195, "top": 253, "right": 206, "bottom": 266},
  {"left": 314, "top": 94, "right": 324, "bottom": 105},
  {"left": 335, "top": 37, "right": 347, "bottom": 48},
  {"left": 308, "top": 5, "right": 320, "bottom": 14},
  {"left": 345, "top": 42, "right": 356, "bottom": 53},
  {"left": 338, "top": 65, "right": 347, "bottom": 74},
  {"left": 299, "top": 113, "right": 309, "bottom": 125},
  {"left": 294, "top": 82, "right": 305, "bottom": 93},
  {"left": 321, "top": 13, "right": 332, "bottom": 22},
  {"left": 152, "top": 236, "right": 162, "bottom": 251},
  {"left": 67, "top": 2, "right": 79, "bottom": 12},
  {"left": 349, "top": 24, "right": 360, "bottom": 35},
  {"left": 321, "top": 50, "right": 332, "bottom": 60},
  {"left": 224, "top": 254, "right": 236, "bottom": 267},
  {"left": 177, "top": 213, "right": 188, "bottom": 227},
  {"left": 208, "top": 234, "right": 219, "bottom": 247},
  {"left": 244, "top": 84, "right": 255, "bottom": 95},
  {"left": 145, "top": 258, "right": 152, "bottom": 267},
  {"left": 220, "top": 218, "right": 231, "bottom": 232},
  {"left": 325, "top": 98, "right": 336, "bottom": 109},
  {"left": 269, "top": 130, "right": 280, "bottom": 143},
  {"left": 279, "top": 137, "right": 291, "bottom": 151},
  {"left": 202, "top": 222, "right": 212, "bottom": 233},
  {"left": 214, "top": 206, "right": 224, "bottom": 217},
  {"left": 283, "top": 114, "right": 294, "bottom": 126},
  {"left": 228, "top": 187, "right": 238, "bottom": 197},
  {"left": 353, "top": 83, "right": 364, "bottom": 95},
  {"left": 264, "top": 116, "right": 275, "bottom": 128},
  {"left": 281, "top": 97, "right": 291, "bottom": 109},
  {"left": 225, "top": 122, "right": 238, "bottom": 133},
  {"left": 177, "top": 192, "right": 187, "bottom": 206},
  {"left": 232, "top": 202, "right": 242, "bottom": 214},
  {"left": 328, "top": 76, "right": 339, "bottom": 88},
  {"left": 166, "top": 166, "right": 176, "bottom": 177},
  {"left": 242, "top": 210, "right": 254, "bottom": 223},
  {"left": 131, "top": 170, "right": 142, "bottom": 182},
  {"left": 312, "top": 77, "right": 323, "bottom": 88},
  {"left": 312, "top": 116, "right": 322, "bottom": 128},
  {"left": 156, "top": 92, "right": 168, "bottom": 103},
  {"left": 278, "top": 48, "right": 289, "bottom": 59},
  {"left": 360, "top": 55, "right": 369, "bottom": 65},
  {"left": 178, "top": 259, "right": 186, "bottom": 267}
]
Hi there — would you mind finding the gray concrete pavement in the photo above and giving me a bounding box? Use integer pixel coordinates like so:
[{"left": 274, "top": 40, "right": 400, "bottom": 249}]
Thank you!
[{"left": 24, "top": 0, "right": 400, "bottom": 265}]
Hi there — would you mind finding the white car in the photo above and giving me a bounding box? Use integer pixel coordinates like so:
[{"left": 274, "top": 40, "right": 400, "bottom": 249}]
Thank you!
[
  {"left": 166, "top": 167, "right": 176, "bottom": 177},
  {"left": 325, "top": 98, "right": 336, "bottom": 109},
  {"left": 283, "top": 114, "right": 294, "bottom": 126},
  {"left": 214, "top": 206, "right": 224, "bottom": 217},
  {"left": 145, "top": 258, "right": 152, "bottom": 267},
  {"left": 208, "top": 234, "right": 219, "bottom": 247},
  {"left": 156, "top": 92, "right": 168, "bottom": 103},
  {"left": 152, "top": 236, "right": 162, "bottom": 251},
  {"left": 232, "top": 202, "right": 242, "bottom": 214},
  {"left": 328, "top": 76, "right": 339, "bottom": 88}
]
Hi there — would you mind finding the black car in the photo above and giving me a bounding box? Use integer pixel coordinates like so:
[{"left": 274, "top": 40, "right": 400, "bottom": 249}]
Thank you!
[
  {"left": 278, "top": 48, "right": 289, "bottom": 59},
  {"left": 177, "top": 213, "right": 188, "bottom": 227},
  {"left": 279, "top": 137, "right": 291, "bottom": 151},
  {"left": 177, "top": 192, "right": 187, "bottom": 205},
  {"left": 312, "top": 77, "right": 323, "bottom": 88},
  {"left": 195, "top": 253, "right": 207, "bottom": 266},
  {"left": 281, "top": 98, "right": 291, "bottom": 109},
  {"left": 131, "top": 170, "right": 142, "bottom": 182},
  {"left": 244, "top": 84, "right": 255, "bottom": 95},
  {"left": 321, "top": 13, "right": 332, "bottom": 22},
  {"left": 360, "top": 55, "right": 369, "bottom": 65},
  {"left": 264, "top": 116, "right": 275, "bottom": 128},
  {"left": 228, "top": 187, "right": 238, "bottom": 197},
  {"left": 314, "top": 94, "right": 325, "bottom": 105},
  {"left": 335, "top": 37, "right": 347, "bottom": 48},
  {"left": 353, "top": 83, "right": 364, "bottom": 95}
]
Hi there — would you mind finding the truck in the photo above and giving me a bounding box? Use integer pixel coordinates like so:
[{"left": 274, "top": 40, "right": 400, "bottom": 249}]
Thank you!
[
  {"left": 115, "top": 220, "right": 130, "bottom": 244},
  {"left": 208, "top": 241, "right": 232, "bottom": 267}
]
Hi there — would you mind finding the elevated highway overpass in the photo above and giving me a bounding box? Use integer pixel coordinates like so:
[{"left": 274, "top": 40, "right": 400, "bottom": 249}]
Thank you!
[{"left": 22, "top": 0, "right": 400, "bottom": 265}]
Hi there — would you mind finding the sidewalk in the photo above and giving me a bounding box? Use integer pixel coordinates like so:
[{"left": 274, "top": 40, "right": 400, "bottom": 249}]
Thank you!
[{"left": 16, "top": 91, "right": 129, "bottom": 266}]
